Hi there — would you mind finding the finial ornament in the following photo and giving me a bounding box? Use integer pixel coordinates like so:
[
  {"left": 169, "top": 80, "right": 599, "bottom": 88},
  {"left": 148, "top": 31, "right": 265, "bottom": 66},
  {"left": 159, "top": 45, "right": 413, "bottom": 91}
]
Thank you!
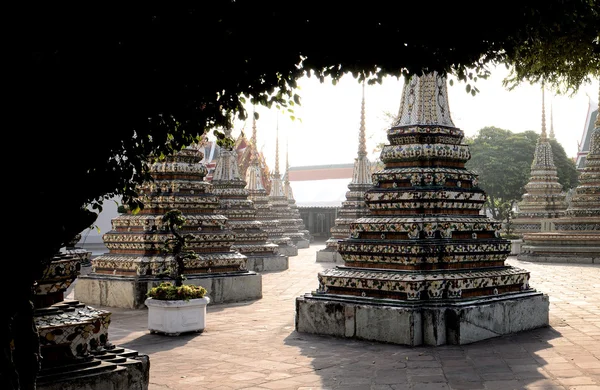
[
  {"left": 358, "top": 81, "right": 367, "bottom": 157},
  {"left": 250, "top": 106, "right": 258, "bottom": 163},
  {"left": 285, "top": 138, "right": 290, "bottom": 185},
  {"left": 549, "top": 100, "right": 555, "bottom": 140},
  {"left": 541, "top": 83, "right": 547, "bottom": 140},
  {"left": 596, "top": 82, "right": 600, "bottom": 129},
  {"left": 274, "top": 119, "right": 280, "bottom": 175}
]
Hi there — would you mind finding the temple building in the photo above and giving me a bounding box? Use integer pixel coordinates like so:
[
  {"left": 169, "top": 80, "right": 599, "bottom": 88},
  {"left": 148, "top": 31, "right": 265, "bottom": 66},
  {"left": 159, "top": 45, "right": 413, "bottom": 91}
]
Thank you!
[
  {"left": 75, "top": 145, "right": 262, "bottom": 309},
  {"left": 268, "top": 127, "right": 310, "bottom": 249},
  {"left": 210, "top": 127, "right": 289, "bottom": 272},
  {"left": 236, "top": 124, "right": 273, "bottom": 194},
  {"left": 519, "top": 88, "right": 600, "bottom": 263},
  {"left": 246, "top": 118, "right": 298, "bottom": 257},
  {"left": 296, "top": 72, "right": 549, "bottom": 346},
  {"left": 512, "top": 87, "right": 568, "bottom": 235},
  {"left": 284, "top": 146, "right": 313, "bottom": 243},
  {"left": 317, "top": 82, "right": 373, "bottom": 262}
]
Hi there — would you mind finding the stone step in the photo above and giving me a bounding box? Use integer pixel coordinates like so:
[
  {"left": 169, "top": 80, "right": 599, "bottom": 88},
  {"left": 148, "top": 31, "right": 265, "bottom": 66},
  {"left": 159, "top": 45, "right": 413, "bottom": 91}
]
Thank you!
[{"left": 37, "top": 360, "right": 119, "bottom": 384}]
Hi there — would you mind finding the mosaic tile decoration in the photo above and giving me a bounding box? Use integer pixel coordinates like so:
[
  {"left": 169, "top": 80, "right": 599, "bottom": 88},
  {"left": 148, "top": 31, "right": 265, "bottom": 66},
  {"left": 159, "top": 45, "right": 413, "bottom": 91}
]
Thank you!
[
  {"left": 311, "top": 72, "right": 537, "bottom": 302},
  {"left": 91, "top": 144, "right": 251, "bottom": 277},
  {"left": 37, "top": 302, "right": 112, "bottom": 360}
]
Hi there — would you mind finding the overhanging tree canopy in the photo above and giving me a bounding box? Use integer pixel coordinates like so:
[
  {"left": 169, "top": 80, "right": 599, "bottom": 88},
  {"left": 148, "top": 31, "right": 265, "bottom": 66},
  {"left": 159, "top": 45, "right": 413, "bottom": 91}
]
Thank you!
[{"left": 6, "top": 3, "right": 600, "bottom": 388}]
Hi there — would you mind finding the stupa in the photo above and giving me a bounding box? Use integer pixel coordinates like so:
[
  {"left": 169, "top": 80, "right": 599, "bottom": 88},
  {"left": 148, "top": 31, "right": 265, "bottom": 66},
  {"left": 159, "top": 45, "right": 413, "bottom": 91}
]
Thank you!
[
  {"left": 519, "top": 87, "right": 600, "bottom": 263},
  {"left": 296, "top": 72, "right": 549, "bottom": 346},
  {"left": 246, "top": 118, "right": 298, "bottom": 257},
  {"left": 317, "top": 83, "right": 373, "bottom": 262},
  {"left": 269, "top": 127, "right": 310, "bottom": 249},
  {"left": 210, "top": 127, "right": 289, "bottom": 272},
  {"left": 512, "top": 87, "right": 567, "bottom": 235},
  {"left": 64, "top": 232, "right": 92, "bottom": 267},
  {"left": 284, "top": 145, "right": 313, "bottom": 244},
  {"left": 75, "top": 145, "right": 262, "bottom": 309},
  {"left": 35, "top": 251, "right": 149, "bottom": 389}
]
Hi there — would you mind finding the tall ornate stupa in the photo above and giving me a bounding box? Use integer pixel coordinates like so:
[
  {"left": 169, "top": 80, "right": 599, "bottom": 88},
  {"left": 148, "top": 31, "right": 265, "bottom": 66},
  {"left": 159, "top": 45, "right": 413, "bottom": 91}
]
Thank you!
[
  {"left": 75, "top": 145, "right": 262, "bottom": 309},
  {"left": 210, "top": 127, "right": 289, "bottom": 272},
  {"left": 519, "top": 85, "right": 600, "bottom": 263},
  {"left": 512, "top": 86, "right": 567, "bottom": 235},
  {"left": 284, "top": 143, "right": 313, "bottom": 244},
  {"left": 246, "top": 117, "right": 298, "bottom": 257},
  {"left": 268, "top": 126, "right": 310, "bottom": 249},
  {"left": 296, "top": 72, "right": 549, "bottom": 346},
  {"left": 317, "top": 82, "right": 373, "bottom": 262}
]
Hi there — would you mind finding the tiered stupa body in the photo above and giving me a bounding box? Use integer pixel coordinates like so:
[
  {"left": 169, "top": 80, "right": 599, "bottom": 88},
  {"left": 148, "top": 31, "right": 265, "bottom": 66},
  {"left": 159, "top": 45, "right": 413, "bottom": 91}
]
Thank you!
[
  {"left": 75, "top": 145, "right": 262, "bottom": 309},
  {"left": 211, "top": 127, "right": 289, "bottom": 272},
  {"left": 34, "top": 251, "right": 149, "bottom": 388},
  {"left": 296, "top": 72, "right": 549, "bottom": 346},
  {"left": 512, "top": 88, "right": 567, "bottom": 235},
  {"left": 269, "top": 129, "right": 310, "bottom": 249},
  {"left": 284, "top": 147, "right": 313, "bottom": 244},
  {"left": 245, "top": 119, "right": 298, "bottom": 257},
  {"left": 519, "top": 87, "right": 600, "bottom": 263},
  {"left": 317, "top": 83, "right": 373, "bottom": 262}
]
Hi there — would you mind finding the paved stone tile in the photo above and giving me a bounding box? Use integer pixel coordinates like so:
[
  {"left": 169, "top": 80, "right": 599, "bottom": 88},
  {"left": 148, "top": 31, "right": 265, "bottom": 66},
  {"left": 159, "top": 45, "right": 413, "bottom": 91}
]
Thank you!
[
  {"left": 99, "top": 248, "right": 600, "bottom": 390},
  {"left": 483, "top": 379, "right": 523, "bottom": 389}
]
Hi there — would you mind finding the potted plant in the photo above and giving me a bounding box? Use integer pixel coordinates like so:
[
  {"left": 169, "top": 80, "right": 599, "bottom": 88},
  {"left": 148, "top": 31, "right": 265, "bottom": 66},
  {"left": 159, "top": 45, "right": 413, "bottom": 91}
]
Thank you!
[{"left": 145, "top": 209, "right": 210, "bottom": 336}]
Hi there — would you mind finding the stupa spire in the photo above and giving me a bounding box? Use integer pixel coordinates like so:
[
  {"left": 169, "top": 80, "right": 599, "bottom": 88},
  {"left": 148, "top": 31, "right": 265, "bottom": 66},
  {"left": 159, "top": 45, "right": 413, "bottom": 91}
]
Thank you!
[
  {"left": 549, "top": 101, "right": 556, "bottom": 140},
  {"left": 274, "top": 119, "right": 280, "bottom": 175},
  {"left": 251, "top": 106, "right": 258, "bottom": 163},
  {"left": 316, "top": 82, "right": 373, "bottom": 262},
  {"left": 358, "top": 81, "right": 367, "bottom": 158},
  {"left": 285, "top": 138, "right": 290, "bottom": 185},
  {"left": 596, "top": 83, "right": 600, "bottom": 128},
  {"left": 541, "top": 84, "right": 548, "bottom": 140}
]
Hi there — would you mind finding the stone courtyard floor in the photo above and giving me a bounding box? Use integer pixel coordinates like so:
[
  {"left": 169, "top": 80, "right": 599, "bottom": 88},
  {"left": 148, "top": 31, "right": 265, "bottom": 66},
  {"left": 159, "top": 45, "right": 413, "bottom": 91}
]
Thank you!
[{"left": 81, "top": 242, "right": 600, "bottom": 390}]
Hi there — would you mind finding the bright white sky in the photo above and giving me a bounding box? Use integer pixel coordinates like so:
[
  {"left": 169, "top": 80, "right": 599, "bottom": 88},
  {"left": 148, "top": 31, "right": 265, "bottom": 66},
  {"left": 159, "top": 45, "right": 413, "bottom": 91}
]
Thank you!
[{"left": 230, "top": 65, "right": 599, "bottom": 170}]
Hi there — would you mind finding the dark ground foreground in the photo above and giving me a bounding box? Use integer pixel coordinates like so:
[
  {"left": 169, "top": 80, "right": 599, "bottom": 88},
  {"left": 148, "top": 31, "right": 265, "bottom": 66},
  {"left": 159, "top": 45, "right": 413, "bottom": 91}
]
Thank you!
[{"left": 72, "top": 242, "right": 600, "bottom": 390}]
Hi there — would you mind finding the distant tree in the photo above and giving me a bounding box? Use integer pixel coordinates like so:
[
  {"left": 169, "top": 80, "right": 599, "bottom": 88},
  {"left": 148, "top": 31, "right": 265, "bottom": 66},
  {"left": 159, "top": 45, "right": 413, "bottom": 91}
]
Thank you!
[
  {"left": 549, "top": 139, "right": 580, "bottom": 190},
  {"left": 466, "top": 127, "right": 578, "bottom": 221},
  {"left": 7, "top": 2, "right": 599, "bottom": 389}
]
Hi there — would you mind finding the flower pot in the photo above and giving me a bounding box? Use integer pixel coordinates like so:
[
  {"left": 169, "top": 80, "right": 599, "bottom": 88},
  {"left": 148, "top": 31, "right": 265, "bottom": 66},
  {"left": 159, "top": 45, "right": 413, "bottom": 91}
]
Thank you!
[{"left": 145, "top": 297, "right": 210, "bottom": 336}]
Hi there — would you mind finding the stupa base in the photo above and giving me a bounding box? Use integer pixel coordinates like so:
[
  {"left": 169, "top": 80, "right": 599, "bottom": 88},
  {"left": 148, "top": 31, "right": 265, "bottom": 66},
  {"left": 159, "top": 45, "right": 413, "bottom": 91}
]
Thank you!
[
  {"left": 315, "top": 249, "right": 343, "bottom": 263},
  {"left": 277, "top": 244, "right": 298, "bottom": 257},
  {"left": 518, "top": 251, "right": 599, "bottom": 264},
  {"left": 75, "top": 272, "right": 262, "bottom": 309},
  {"left": 246, "top": 254, "right": 289, "bottom": 272},
  {"left": 293, "top": 238, "right": 311, "bottom": 249},
  {"left": 38, "top": 346, "right": 149, "bottom": 390},
  {"left": 295, "top": 292, "right": 548, "bottom": 346},
  {"left": 518, "top": 232, "right": 600, "bottom": 264}
]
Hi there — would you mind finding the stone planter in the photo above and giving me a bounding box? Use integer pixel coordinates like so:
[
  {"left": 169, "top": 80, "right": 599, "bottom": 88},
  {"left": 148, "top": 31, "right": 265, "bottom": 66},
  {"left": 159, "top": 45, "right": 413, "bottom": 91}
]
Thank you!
[{"left": 145, "top": 297, "right": 210, "bottom": 336}]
